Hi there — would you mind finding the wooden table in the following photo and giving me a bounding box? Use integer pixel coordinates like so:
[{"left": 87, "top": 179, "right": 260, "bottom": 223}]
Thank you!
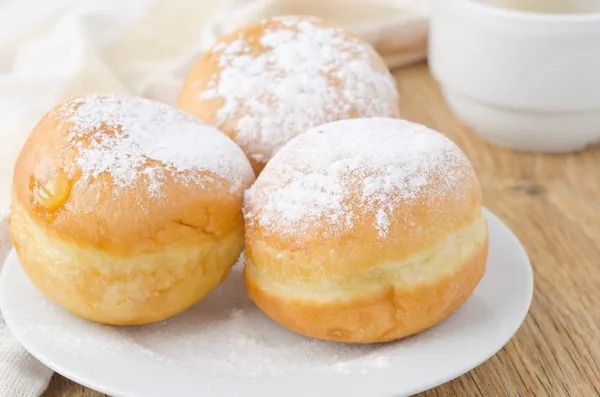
[{"left": 44, "top": 63, "right": 600, "bottom": 397}]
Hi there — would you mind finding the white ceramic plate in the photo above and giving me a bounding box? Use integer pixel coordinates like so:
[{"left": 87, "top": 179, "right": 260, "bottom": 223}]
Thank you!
[{"left": 0, "top": 208, "right": 533, "bottom": 397}]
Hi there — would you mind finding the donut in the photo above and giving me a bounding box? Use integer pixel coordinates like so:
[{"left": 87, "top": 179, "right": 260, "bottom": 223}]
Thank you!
[
  {"left": 9, "top": 94, "right": 255, "bottom": 325},
  {"left": 177, "top": 15, "right": 400, "bottom": 174},
  {"left": 243, "top": 118, "right": 488, "bottom": 343}
]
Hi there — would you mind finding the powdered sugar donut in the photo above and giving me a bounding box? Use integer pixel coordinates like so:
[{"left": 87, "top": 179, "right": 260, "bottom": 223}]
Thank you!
[
  {"left": 178, "top": 15, "right": 400, "bottom": 174},
  {"left": 244, "top": 117, "right": 488, "bottom": 343},
  {"left": 10, "top": 93, "right": 255, "bottom": 325}
]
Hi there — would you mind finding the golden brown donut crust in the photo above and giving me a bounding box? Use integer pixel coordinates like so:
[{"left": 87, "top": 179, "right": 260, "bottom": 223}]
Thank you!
[
  {"left": 246, "top": 170, "right": 483, "bottom": 275},
  {"left": 10, "top": 197, "right": 243, "bottom": 325},
  {"left": 243, "top": 118, "right": 487, "bottom": 343},
  {"left": 246, "top": 238, "right": 488, "bottom": 343},
  {"left": 12, "top": 96, "right": 254, "bottom": 256},
  {"left": 9, "top": 94, "right": 255, "bottom": 324},
  {"left": 178, "top": 15, "right": 400, "bottom": 174}
]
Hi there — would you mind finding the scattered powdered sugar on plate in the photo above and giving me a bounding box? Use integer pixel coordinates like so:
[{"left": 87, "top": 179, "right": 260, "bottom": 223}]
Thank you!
[
  {"left": 59, "top": 94, "right": 253, "bottom": 198},
  {"left": 244, "top": 118, "right": 473, "bottom": 239},
  {"left": 11, "top": 299, "right": 130, "bottom": 361},
  {"left": 11, "top": 253, "right": 401, "bottom": 378},
  {"left": 197, "top": 15, "right": 399, "bottom": 163},
  {"left": 117, "top": 254, "right": 398, "bottom": 377}
]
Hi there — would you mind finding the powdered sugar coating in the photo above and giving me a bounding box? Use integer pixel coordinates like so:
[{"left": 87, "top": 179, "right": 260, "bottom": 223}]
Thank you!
[
  {"left": 196, "top": 15, "right": 399, "bottom": 164},
  {"left": 59, "top": 94, "right": 253, "bottom": 198},
  {"left": 244, "top": 118, "right": 474, "bottom": 240}
]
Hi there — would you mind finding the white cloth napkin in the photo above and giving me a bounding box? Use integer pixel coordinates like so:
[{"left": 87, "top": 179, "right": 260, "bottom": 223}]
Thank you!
[
  {"left": 0, "top": 0, "right": 430, "bottom": 395},
  {"left": 0, "top": 213, "right": 54, "bottom": 397}
]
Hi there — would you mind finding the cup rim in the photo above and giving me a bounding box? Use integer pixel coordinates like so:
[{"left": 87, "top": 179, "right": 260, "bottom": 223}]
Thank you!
[{"left": 453, "top": 0, "right": 600, "bottom": 23}]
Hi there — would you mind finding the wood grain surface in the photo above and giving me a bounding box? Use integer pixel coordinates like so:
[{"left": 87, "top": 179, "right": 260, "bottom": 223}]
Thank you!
[{"left": 43, "top": 63, "right": 600, "bottom": 397}]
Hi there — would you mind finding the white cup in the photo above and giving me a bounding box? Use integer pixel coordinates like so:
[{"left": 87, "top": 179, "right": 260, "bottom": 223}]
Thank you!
[{"left": 429, "top": 0, "right": 600, "bottom": 153}]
